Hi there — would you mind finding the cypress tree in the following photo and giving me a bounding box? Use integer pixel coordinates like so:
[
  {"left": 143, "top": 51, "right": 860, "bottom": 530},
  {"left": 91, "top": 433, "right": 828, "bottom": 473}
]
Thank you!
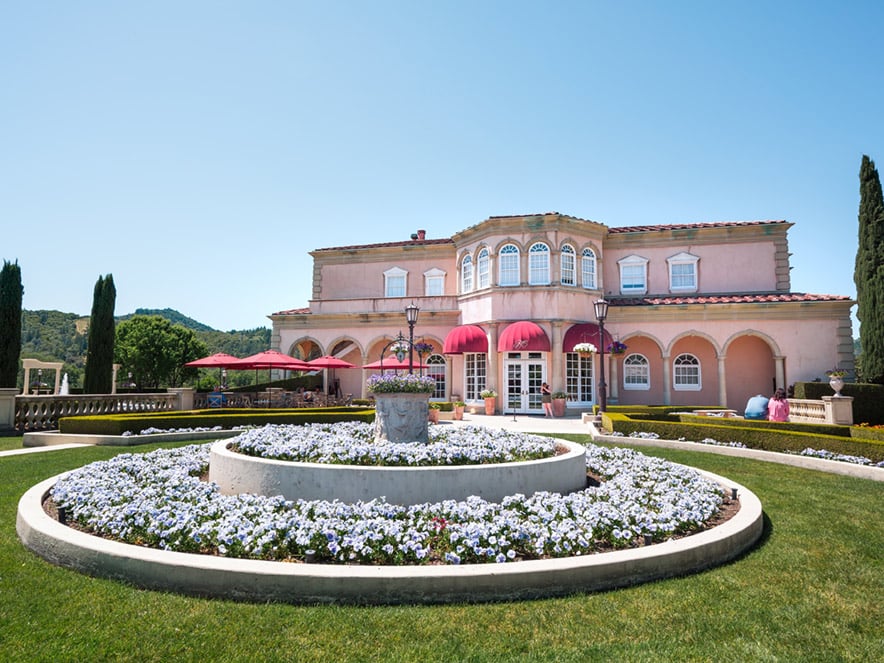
[
  {"left": 84, "top": 274, "right": 117, "bottom": 393},
  {"left": 0, "top": 260, "right": 23, "bottom": 388},
  {"left": 855, "top": 155, "right": 884, "bottom": 384}
]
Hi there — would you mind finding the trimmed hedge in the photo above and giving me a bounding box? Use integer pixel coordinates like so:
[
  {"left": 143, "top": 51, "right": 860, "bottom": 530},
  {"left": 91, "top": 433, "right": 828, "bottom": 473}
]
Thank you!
[
  {"left": 602, "top": 411, "right": 884, "bottom": 462},
  {"left": 60, "top": 407, "right": 375, "bottom": 436}
]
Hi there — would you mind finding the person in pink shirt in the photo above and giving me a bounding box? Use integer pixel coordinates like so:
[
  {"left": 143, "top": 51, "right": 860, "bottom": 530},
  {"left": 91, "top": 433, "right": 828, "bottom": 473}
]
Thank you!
[{"left": 767, "top": 387, "right": 790, "bottom": 422}]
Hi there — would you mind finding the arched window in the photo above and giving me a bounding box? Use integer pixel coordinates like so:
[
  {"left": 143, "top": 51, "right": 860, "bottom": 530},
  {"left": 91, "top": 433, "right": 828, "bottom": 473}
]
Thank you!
[
  {"left": 499, "top": 244, "right": 520, "bottom": 286},
  {"left": 477, "top": 247, "right": 490, "bottom": 289},
  {"left": 582, "top": 248, "right": 597, "bottom": 289},
  {"left": 427, "top": 354, "right": 447, "bottom": 399},
  {"left": 623, "top": 354, "right": 650, "bottom": 390},
  {"left": 528, "top": 242, "right": 550, "bottom": 285},
  {"left": 461, "top": 254, "right": 473, "bottom": 293},
  {"left": 561, "top": 244, "right": 576, "bottom": 286},
  {"left": 673, "top": 353, "right": 701, "bottom": 390}
]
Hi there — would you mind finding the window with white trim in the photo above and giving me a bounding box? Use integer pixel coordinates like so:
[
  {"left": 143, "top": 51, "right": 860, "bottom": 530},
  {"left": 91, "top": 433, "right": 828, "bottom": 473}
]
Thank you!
[
  {"left": 424, "top": 268, "right": 445, "bottom": 296},
  {"left": 477, "top": 247, "right": 490, "bottom": 289},
  {"left": 528, "top": 242, "right": 550, "bottom": 285},
  {"left": 427, "top": 354, "right": 447, "bottom": 399},
  {"left": 618, "top": 254, "right": 648, "bottom": 294},
  {"left": 561, "top": 244, "right": 575, "bottom": 286},
  {"left": 499, "top": 244, "right": 520, "bottom": 286},
  {"left": 623, "top": 353, "right": 650, "bottom": 390},
  {"left": 384, "top": 266, "right": 407, "bottom": 298},
  {"left": 582, "top": 248, "right": 597, "bottom": 289},
  {"left": 673, "top": 353, "right": 701, "bottom": 390},
  {"left": 667, "top": 252, "right": 699, "bottom": 292},
  {"left": 461, "top": 255, "right": 473, "bottom": 293},
  {"left": 464, "top": 352, "right": 487, "bottom": 401}
]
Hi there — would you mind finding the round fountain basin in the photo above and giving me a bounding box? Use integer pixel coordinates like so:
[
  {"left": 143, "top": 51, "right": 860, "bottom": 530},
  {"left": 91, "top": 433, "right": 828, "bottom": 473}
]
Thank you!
[{"left": 208, "top": 438, "right": 587, "bottom": 506}]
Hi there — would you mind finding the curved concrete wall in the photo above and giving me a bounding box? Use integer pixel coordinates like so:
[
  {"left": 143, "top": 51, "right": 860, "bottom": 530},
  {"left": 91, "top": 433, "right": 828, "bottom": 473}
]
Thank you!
[
  {"left": 208, "top": 439, "right": 588, "bottom": 505},
  {"left": 17, "top": 469, "right": 763, "bottom": 605}
]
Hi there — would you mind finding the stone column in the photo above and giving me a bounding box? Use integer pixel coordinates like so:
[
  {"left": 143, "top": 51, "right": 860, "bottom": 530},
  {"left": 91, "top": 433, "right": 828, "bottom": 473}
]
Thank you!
[
  {"left": 487, "top": 323, "right": 500, "bottom": 410},
  {"left": 822, "top": 396, "right": 853, "bottom": 426},
  {"left": 168, "top": 388, "right": 195, "bottom": 411},
  {"left": 549, "top": 321, "right": 563, "bottom": 392},
  {"left": 718, "top": 354, "right": 728, "bottom": 407},
  {"left": 662, "top": 353, "right": 671, "bottom": 405},
  {"left": 0, "top": 388, "right": 18, "bottom": 431}
]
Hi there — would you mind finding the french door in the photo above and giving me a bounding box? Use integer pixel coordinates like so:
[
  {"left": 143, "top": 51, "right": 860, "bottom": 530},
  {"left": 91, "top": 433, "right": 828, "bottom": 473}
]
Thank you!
[{"left": 503, "top": 352, "right": 545, "bottom": 414}]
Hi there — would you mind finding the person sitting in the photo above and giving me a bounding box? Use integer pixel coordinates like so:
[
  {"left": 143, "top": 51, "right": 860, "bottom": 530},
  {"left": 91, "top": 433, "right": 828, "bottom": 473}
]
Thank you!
[
  {"left": 767, "top": 388, "right": 790, "bottom": 422},
  {"left": 744, "top": 394, "right": 769, "bottom": 420}
]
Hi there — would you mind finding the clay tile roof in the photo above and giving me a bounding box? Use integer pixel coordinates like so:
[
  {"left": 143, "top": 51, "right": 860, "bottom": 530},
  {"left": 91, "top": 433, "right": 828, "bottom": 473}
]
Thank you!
[
  {"left": 314, "top": 238, "right": 453, "bottom": 252},
  {"left": 609, "top": 220, "right": 788, "bottom": 233},
  {"left": 272, "top": 307, "right": 311, "bottom": 316},
  {"left": 607, "top": 293, "right": 851, "bottom": 306}
]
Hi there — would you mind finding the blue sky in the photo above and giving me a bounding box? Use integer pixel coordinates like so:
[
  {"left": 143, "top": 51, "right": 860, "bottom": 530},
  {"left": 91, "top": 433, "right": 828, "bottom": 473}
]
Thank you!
[{"left": 3, "top": 1, "right": 882, "bottom": 332}]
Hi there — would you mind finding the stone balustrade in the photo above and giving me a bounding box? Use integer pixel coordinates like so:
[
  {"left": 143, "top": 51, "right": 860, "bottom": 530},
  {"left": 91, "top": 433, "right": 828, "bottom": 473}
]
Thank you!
[
  {"left": 787, "top": 396, "right": 854, "bottom": 425},
  {"left": 14, "top": 393, "right": 179, "bottom": 431}
]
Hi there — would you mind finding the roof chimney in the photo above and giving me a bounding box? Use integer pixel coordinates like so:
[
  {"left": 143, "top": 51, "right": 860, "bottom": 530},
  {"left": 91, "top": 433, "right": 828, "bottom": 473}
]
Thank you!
[{"left": 417, "top": 229, "right": 426, "bottom": 240}]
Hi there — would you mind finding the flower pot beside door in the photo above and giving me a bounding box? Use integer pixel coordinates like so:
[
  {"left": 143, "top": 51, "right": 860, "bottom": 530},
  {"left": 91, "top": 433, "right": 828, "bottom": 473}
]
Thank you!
[
  {"left": 551, "top": 392, "right": 567, "bottom": 418},
  {"left": 480, "top": 390, "right": 497, "bottom": 415},
  {"left": 454, "top": 401, "right": 465, "bottom": 420}
]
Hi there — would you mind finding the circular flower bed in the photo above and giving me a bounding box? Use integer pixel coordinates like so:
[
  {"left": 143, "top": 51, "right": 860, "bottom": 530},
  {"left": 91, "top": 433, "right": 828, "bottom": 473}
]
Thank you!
[{"left": 49, "top": 424, "right": 725, "bottom": 566}]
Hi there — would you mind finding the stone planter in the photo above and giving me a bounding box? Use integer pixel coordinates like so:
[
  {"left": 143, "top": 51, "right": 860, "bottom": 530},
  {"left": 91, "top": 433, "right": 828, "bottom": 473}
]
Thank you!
[
  {"left": 829, "top": 377, "right": 845, "bottom": 397},
  {"left": 373, "top": 392, "right": 430, "bottom": 443}
]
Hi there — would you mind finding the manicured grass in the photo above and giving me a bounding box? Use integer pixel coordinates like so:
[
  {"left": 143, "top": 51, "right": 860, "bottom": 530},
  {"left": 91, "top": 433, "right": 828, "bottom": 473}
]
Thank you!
[{"left": 1, "top": 435, "right": 882, "bottom": 662}]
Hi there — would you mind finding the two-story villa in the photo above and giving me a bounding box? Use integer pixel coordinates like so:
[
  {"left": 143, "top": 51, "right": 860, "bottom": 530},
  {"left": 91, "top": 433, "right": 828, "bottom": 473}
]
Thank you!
[{"left": 270, "top": 212, "right": 854, "bottom": 415}]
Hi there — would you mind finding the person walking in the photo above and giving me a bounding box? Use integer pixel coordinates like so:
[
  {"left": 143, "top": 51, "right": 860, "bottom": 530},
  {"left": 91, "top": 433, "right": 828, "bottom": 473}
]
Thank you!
[{"left": 540, "top": 382, "right": 553, "bottom": 417}]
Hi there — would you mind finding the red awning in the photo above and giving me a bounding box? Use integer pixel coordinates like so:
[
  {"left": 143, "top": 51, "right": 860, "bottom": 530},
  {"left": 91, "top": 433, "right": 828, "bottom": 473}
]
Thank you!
[
  {"left": 442, "top": 325, "right": 488, "bottom": 354},
  {"left": 497, "top": 321, "right": 550, "bottom": 352},
  {"left": 563, "top": 323, "right": 614, "bottom": 352}
]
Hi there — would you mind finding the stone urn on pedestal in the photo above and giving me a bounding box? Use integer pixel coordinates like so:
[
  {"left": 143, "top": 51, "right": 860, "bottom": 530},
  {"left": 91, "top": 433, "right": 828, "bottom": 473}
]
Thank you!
[
  {"left": 368, "top": 373, "right": 436, "bottom": 444},
  {"left": 827, "top": 371, "right": 846, "bottom": 397}
]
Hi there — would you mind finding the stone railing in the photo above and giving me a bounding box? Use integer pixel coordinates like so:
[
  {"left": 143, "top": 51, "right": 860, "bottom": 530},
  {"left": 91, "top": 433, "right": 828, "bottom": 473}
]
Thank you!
[
  {"left": 787, "top": 396, "right": 854, "bottom": 426},
  {"left": 14, "top": 393, "right": 179, "bottom": 431}
]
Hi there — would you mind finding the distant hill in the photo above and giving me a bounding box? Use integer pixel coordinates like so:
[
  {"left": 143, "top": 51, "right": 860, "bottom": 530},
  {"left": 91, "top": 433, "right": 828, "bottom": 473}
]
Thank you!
[
  {"left": 19, "top": 308, "right": 271, "bottom": 389},
  {"left": 117, "top": 308, "right": 216, "bottom": 332}
]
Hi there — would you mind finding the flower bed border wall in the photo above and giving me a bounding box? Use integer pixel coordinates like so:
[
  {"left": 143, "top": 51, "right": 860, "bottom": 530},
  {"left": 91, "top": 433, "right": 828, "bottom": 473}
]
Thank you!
[{"left": 17, "top": 467, "right": 763, "bottom": 606}]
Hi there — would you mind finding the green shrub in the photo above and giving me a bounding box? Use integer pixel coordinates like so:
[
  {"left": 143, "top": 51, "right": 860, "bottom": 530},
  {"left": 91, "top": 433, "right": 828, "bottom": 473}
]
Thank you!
[
  {"left": 793, "top": 381, "right": 884, "bottom": 426},
  {"left": 60, "top": 408, "right": 375, "bottom": 435}
]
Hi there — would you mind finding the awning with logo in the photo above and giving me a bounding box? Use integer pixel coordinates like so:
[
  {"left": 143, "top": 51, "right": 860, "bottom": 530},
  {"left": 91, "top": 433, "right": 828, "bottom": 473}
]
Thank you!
[
  {"left": 442, "top": 325, "right": 488, "bottom": 354},
  {"left": 563, "top": 323, "right": 614, "bottom": 352},
  {"left": 497, "top": 321, "right": 550, "bottom": 352}
]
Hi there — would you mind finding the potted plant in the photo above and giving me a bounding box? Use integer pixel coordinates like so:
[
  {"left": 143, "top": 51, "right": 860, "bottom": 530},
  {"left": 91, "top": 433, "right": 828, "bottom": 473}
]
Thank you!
[
  {"left": 607, "top": 341, "right": 628, "bottom": 356},
  {"left": 480, "top": 389, "right": 497, "bottom": 415},
  {"left": 453, "top": 400, "right": 465, "bottom": 420},
  {"left": 428, "top": 402, "right": 441, "bottom": 423},
  {"left": 573, "top": 342, "right": 597, "bottom": 358},
  {"left": 551, "top": 391, "right": 567, "bottom": 417}
]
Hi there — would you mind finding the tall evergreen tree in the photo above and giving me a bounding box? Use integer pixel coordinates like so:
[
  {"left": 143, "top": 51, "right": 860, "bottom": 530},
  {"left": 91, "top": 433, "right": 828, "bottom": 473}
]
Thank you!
[
  {"left": 855, "top": 155, "right": 884, "bottom": 384},
  {"left": 0, "top": 260, "right": 23, "bottom": 388},
  {"left": 84, "top": 274, "right": 117, "bottom": 393}
]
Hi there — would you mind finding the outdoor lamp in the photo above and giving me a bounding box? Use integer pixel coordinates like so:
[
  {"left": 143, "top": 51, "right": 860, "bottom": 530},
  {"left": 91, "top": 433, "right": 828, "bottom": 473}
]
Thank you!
[
  {"left": 594, "top": 298, "right": 609, "bottom": 413},
  {"left": 405, "top": 302, "right": 420, "bottom": 374}
]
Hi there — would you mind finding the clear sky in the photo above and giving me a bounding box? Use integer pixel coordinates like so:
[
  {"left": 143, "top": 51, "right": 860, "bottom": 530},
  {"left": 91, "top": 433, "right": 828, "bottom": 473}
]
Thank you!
[{"left": 3, "top": 1, "right": 882, "bottom": 333}]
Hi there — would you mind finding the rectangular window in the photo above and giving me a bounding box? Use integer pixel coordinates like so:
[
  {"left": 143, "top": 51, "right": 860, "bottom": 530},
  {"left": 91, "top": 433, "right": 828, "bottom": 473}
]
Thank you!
[
  {"left": 670, "top": 263, "right": 696, "bottom": 290},
  {"left": 620, "top": 264, "right": 646, "bottom": 293},
  {"left": 385, "top": 274, "right": 406, "bottom": 298},
  {"left": 561, "top": 251, "right": 575, "bottom": 286},
  {"left": 464, "top": 353, "right": 487, "bottom": 401},
  {"left": 425, "top": 275, "right": 443, "bottom": 296}
]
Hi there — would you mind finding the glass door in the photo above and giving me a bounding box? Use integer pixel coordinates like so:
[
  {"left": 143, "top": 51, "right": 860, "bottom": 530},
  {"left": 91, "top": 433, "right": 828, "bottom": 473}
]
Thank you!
[{"left": 503, "top": 353, "right": 545, "bottom": 414}]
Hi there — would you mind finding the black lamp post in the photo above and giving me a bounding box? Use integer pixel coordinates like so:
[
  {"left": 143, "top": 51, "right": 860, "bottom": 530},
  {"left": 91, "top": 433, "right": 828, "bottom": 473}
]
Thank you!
[
  {"left": 405, "top": 303, "right": 420, "bottom": 374},
  {"left": 594, "top": 298, "right": 609, "bottom": 413}
]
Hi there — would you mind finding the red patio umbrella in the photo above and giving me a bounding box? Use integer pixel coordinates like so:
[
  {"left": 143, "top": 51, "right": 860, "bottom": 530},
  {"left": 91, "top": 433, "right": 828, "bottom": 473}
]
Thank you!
[
  {"left": 184, "top": 352, "right": 241, "bottom": 388},
  {"left": 233, "top": 350, "right": 312, "bottom": 386},
  {"left": 307, "top": 355, "right": 356, "bottom": 396}
]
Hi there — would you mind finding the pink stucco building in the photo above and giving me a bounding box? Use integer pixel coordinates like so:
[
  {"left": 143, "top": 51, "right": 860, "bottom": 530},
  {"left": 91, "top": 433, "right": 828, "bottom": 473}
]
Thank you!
[{"left": 270, "top": 213, "right": 854, "bottom": 415}]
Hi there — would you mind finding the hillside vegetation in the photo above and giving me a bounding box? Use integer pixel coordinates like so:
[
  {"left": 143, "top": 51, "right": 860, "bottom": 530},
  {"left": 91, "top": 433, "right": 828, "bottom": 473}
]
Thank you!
[{"left": 19, "top": 309, "right": 270, "bottom": 390}]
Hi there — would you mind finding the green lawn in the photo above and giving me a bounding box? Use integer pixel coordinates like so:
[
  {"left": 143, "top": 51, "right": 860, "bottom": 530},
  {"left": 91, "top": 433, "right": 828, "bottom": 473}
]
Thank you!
[{"left": 1, "top": 435, "right": 881, "bottom": 662}]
